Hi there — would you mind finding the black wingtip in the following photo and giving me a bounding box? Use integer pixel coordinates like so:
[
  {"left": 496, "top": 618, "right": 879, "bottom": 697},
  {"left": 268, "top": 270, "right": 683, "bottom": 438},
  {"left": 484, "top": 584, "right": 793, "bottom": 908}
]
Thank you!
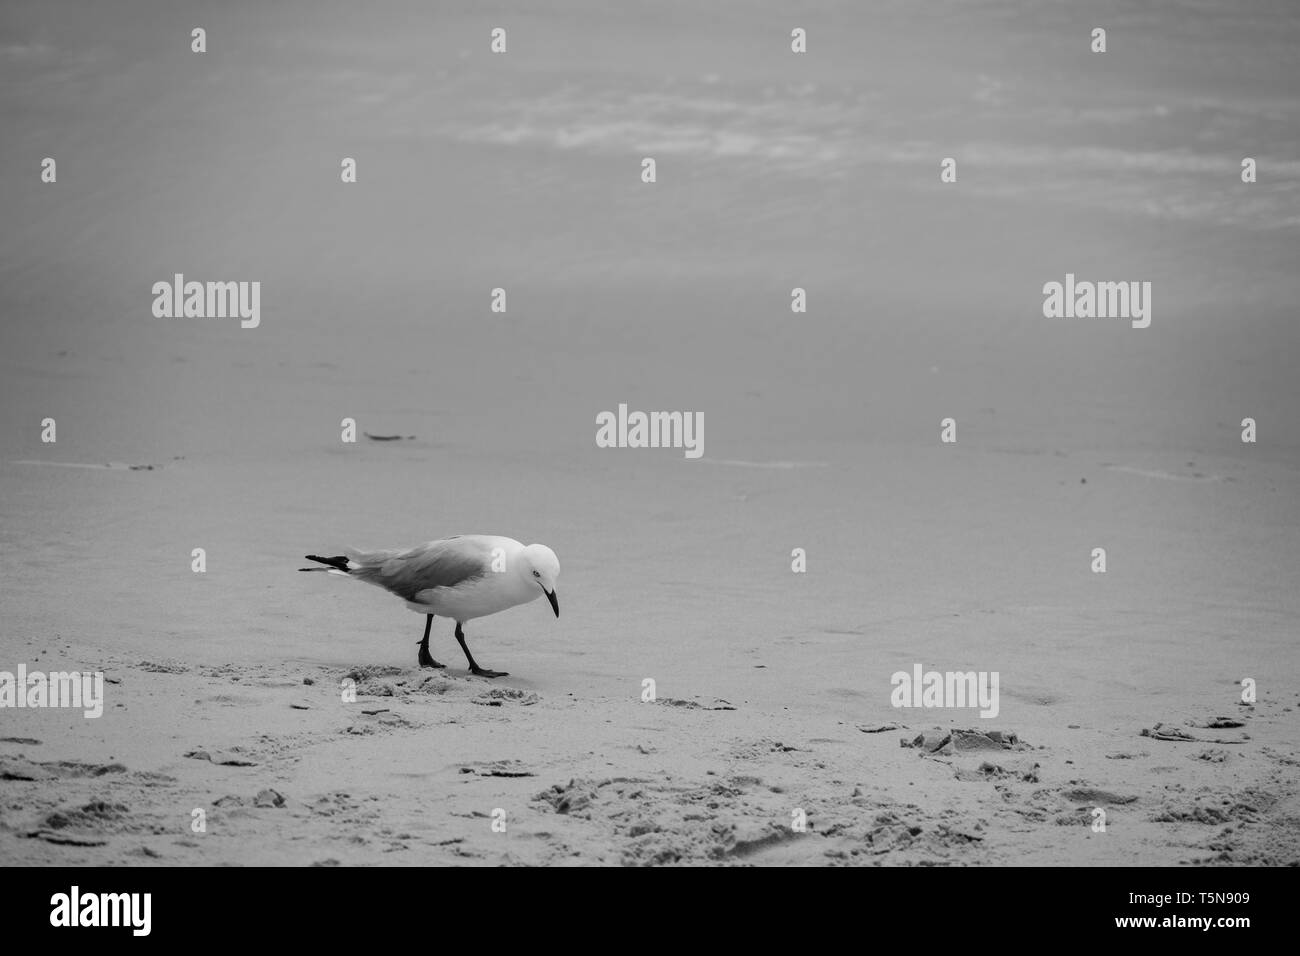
[{"left": 304, "top": 554, "right": 351, "bottom": 572}]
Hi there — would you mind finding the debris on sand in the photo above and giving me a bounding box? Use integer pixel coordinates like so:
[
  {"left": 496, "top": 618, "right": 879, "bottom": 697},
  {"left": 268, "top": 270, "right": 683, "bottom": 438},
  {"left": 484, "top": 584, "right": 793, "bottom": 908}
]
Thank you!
[
  {"left": 1141, "top": 723, "right": 1197, "bottom": 742},
  {"left": 183, "top": 748, "right": 258, "bottom": 767},
  {"left": 1189, "top": 717, "right": 1245, "bottom": 729},
  {"left": 1141, "top": 722, "right": 1249, "bottom": 744},
  {"left": 902, "top": 729, "right": 1027, "bottom": 755},
  {"left": 460, "top": 760, "right": 534, "bottom": 778},
  {"left": 858, "top": 722, "right": 904, "bottom": 734},
  {"left": 254, "top": 789, "right": 286, "bottom": 808},
  {"left": 656, "top": 697, "right": 736, "bottom": 711}
]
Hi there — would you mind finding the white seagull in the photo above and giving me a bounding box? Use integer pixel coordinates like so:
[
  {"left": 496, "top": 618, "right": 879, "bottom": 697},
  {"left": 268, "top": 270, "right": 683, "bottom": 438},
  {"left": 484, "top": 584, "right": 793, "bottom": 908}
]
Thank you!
[{"left": 300, "top": 535, "right": 560, "bottom": 677}]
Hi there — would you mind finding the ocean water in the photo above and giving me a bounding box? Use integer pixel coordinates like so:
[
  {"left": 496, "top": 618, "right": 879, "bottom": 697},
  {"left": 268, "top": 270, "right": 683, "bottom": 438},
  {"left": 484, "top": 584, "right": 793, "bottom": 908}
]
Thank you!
[{"left": 2, "top": 0, "right": 1297, "bottom": 459}]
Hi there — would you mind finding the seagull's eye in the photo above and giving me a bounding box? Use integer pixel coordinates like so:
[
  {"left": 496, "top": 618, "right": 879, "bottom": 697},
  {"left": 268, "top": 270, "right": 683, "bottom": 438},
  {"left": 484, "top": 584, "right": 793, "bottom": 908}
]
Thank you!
[{"left": 533, "top": 570, "right": 540, "bottom": 577}]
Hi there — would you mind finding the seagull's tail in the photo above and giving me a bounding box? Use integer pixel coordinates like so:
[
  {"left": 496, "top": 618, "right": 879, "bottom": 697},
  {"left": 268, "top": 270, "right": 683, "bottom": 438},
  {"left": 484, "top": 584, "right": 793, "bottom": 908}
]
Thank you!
[{"left": 299, "top": 554, "right": 352, "bottom": 574}]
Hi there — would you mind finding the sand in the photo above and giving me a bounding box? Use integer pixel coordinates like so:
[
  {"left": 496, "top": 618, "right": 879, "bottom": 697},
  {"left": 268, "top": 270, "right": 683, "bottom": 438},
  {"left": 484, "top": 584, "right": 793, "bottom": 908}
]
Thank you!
[
  {"left": 1, "top": 0, "right": 1298, "bottom": 865},
  {"left": 2, "top": 438, "right": 1297, "bottom": 865}
]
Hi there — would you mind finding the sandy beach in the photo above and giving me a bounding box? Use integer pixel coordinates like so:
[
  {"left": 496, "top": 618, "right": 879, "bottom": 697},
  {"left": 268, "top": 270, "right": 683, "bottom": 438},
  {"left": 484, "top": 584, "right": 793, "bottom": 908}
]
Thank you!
[{"left": 1, "top": 0, "right": 1298, "bottom": 866}]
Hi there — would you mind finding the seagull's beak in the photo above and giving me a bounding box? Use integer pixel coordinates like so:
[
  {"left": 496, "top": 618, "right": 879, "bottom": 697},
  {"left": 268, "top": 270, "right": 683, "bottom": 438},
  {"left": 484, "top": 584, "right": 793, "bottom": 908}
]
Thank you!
[{"left": 546, "top": 588, "right": 559, "bottom": 617}]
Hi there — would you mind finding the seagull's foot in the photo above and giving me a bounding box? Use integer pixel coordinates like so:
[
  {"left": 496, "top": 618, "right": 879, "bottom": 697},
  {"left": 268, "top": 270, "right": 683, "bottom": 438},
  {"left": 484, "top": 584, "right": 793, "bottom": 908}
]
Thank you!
[
  {"left": 417, "top": 646, "right": 445, "bottom": 669},
  {"left": 469, "top": 666, "right": 509, "bottom": 679}
]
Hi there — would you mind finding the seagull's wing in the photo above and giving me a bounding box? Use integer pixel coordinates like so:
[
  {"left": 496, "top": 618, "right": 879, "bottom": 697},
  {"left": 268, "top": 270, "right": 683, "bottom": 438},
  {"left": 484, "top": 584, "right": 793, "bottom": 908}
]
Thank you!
[{"left": 347, "top": 537, "right": 490, "bottom": 601}]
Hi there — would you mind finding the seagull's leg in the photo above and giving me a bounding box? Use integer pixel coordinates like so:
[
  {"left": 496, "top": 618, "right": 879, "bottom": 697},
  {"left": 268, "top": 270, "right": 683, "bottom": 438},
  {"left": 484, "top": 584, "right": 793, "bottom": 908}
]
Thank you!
[
  {"left": 417, "top": 614, "right": 445, "bottom": 668},
  {"left": 455, "top": 621, "right": 508, "bottom": 678}
]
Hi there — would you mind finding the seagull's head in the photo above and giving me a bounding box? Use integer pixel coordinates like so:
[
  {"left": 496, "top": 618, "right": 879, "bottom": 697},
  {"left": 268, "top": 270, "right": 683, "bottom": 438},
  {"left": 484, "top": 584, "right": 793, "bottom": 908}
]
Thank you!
[{"left": 522, "top": 543, "right": 561, "bottom": 617}]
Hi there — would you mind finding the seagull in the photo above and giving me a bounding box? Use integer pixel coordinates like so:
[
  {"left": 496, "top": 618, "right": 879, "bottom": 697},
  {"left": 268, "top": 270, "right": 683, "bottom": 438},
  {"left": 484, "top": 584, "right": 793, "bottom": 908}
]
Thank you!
[{"left": 300, "top": 535, "right": 560, "bottom": 678}]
